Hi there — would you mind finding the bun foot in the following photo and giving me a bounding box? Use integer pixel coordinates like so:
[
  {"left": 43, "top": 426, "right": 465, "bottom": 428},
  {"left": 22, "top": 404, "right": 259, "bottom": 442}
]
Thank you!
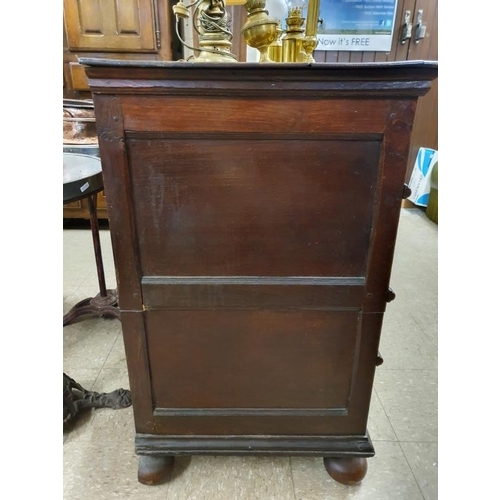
[
  {"left": 138, "top": 455, "right": 174, "bottom": 485},
  {"left": 323, "top": 457, "right": 368, "bottom": 485}
]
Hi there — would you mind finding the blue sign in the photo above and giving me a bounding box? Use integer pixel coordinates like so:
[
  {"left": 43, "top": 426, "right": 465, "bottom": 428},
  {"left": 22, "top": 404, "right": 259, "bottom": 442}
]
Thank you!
[{"left": 315, "top": 0, "right": 399, "bottom": 51}]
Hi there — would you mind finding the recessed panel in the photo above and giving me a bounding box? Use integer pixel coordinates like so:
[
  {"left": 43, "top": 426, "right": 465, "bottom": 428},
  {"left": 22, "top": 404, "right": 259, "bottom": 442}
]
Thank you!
[
  {"left": 145, "top": 310, "right": 360, "bottom": 411},
  {"left": 128, "top": 137, "right": 380, "bottom": 277}
]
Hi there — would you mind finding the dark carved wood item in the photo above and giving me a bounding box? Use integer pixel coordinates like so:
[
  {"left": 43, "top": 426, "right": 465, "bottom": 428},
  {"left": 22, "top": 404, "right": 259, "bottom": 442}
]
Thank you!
[
  {"left": 63, "top": 373, "right": 132, "bottom": 428},
  {"left": 82, "top": 59, "right": 438, "bottom": 485}
]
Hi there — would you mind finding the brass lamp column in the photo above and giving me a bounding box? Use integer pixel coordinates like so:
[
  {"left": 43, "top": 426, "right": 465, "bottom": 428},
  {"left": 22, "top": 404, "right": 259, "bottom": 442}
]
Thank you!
[
  {"left": 282, "top": 0, "right": 307, "bottom": 62},
  {"left": 267, "top": 24, "right": 284, "bottom": 62},
  {"left": 303, "top": 0, "right": 320, "bottom": 62}
]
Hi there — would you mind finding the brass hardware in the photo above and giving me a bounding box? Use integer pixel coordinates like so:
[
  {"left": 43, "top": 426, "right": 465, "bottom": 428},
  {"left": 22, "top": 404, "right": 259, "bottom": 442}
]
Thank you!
[
  {"left": 400, "top": 10, "right": 412, "bottom": 44},
  {"left": 414, "top": 9, "right": 426, "bottom": 43},
  {"left": 241, "top": 0, "right": 280, "bottom": 63}
]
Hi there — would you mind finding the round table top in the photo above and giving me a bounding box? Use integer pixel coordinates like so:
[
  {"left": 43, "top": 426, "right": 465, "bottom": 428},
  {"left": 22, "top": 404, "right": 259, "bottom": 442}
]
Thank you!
[{"left": 63, "top": 153, "right": 104, "bottom": 204}]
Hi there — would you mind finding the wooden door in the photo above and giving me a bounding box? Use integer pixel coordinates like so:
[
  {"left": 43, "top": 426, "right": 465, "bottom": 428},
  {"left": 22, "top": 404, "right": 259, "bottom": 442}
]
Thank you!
[
  {"left": 64, "top": 0, "right": 158, "bottom": 52},
  {"left": 404, "top": 0, "right": 438, "bottom": 180}
]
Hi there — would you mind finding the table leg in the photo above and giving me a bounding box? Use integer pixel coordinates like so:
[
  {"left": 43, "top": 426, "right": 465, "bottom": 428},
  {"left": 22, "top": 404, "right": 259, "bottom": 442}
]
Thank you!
[{"left": 63, "top": 193, "right": 120, "bottom": 326}]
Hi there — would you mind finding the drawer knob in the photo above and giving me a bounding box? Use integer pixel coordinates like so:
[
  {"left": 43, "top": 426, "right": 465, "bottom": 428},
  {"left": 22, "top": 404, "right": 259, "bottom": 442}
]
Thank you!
[{"left": 376, "top": 352, "right": 384, "bottom": 366}]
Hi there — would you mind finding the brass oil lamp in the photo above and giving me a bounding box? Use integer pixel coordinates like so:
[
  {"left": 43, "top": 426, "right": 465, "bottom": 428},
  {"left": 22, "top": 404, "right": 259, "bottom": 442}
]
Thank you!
[
  {"left": 241, "top": 0, "right": 280, "bottom": 63},
  {"left": 281, "top": 0, "right": 307, "bottom": 63}
]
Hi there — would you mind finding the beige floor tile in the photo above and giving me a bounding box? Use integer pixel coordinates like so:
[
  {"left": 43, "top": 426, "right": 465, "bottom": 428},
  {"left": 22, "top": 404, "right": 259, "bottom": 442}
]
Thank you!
[
  {"left": 400, "top": 442, "right": 438, "bottom": 500},
  {"left": 88, "top": 367, "right": 135, "bottom": 444},
  {"left": 367, "top": 390, "right": 398, "bottom": 442},
  {"left": 166, "top": 456, "right": 295, "bottom": 500},
  {"left": 63, "top": 230, "right": 103, "bottom": 272},
  {"left": 291, "top": 442, "right": 424, "bottom": 500},
  {"left": 374, "top": 370, "right": 438, "bottom": 442},
  {"left": 389, "top": 210, "right": 438, "bottom": 348},
  {"left": 390, "top": 214, "right": 437, "bottom": 292},
  {"left": 93, "top": 365, "right": 130, "bottom": 392},
  {"left": 378, "top": 309, "right": 438, "bottom": 371},
  {"left": 383, "top": 283, "right": 438, "bottom": 344},
  {"left": 63, "top": 275, "right": 88, "bottom": 298},
  {"left": 64, "top": 439, "right": 168, "bottom": 499},
  {"left": 78, "top": 267, "right": 117, "bottom": 291},
  {"left": 104, "top": 331, "right": 128, "bottom": 370},
  {"left": 63, "top": 317, "right": 121, "bottom": 372}
]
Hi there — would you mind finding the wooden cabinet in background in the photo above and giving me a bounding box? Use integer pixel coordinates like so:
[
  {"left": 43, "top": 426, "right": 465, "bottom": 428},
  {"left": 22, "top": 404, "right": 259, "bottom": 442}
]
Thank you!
[
  {"left": 63, "top": 191, "right": 108, "bottom": 221},
  {"left": 63, "top": 0, "right": 180, "bottom": 97}
]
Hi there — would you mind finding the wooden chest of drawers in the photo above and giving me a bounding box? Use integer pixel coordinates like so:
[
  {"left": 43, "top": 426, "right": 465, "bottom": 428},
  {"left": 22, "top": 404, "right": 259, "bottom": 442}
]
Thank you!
[{"left": 83, "top": 59, "right": 437, "bottom": 485}]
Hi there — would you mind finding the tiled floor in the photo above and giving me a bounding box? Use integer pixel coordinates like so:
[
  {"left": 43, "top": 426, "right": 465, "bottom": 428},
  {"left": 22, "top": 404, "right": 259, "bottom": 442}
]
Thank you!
[{"left": 63, "top": 208, "right": 438, "bottom": 500}]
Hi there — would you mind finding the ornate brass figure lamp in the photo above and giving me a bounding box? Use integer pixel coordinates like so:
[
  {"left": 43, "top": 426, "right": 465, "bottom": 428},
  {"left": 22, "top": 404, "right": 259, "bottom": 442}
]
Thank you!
[{"left": 172, "top": 0, "right": 238, "bottom": 62}]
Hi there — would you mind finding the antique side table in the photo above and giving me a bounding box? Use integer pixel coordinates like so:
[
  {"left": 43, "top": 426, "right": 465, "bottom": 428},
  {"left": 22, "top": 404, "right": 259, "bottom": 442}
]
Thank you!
[
  {"left": 63, "top": 152, "right": 120, "bottom": 326},
  {"left": 81, "top": 59, "right": 438, "bottom": 486}
]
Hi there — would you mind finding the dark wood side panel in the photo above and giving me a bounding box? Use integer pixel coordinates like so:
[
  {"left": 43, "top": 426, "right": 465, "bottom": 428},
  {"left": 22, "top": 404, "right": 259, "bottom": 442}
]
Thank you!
[
  {"left": 120, "top": 311, "right": 156, "bottom": 433},
  {"left": 363, "top": 99, "right": 419, "bottom": 312},
  {"left": 145, "top": 309, "right": 360, "bottom": 409},
  {"left": 127, "top": 136, "right": 380, "bottom": 277},
  {"left": 92, "top": 95, "right": 144, "bottom": 310},
  {"left": 145, "top": 310, "right": 383, "bottom": 436}
]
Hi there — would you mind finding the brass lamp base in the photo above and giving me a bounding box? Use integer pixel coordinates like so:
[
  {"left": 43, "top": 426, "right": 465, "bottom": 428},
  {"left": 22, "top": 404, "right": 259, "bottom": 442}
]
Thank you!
[
  {"left": 242, "top": 0, "right": 279, "bottom": 63},
  {"left": 196, "top": 34, "right": 238, "bottom": 62}
]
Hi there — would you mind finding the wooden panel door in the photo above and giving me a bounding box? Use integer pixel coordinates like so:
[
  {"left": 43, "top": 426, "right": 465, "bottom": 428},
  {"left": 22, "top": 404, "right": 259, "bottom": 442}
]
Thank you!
[
  {"left": 64, "top": 0, "right": 158, "bottom": 52},
  {"left": 405, "top": 0, "right": 438, "bottom": 180}
]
